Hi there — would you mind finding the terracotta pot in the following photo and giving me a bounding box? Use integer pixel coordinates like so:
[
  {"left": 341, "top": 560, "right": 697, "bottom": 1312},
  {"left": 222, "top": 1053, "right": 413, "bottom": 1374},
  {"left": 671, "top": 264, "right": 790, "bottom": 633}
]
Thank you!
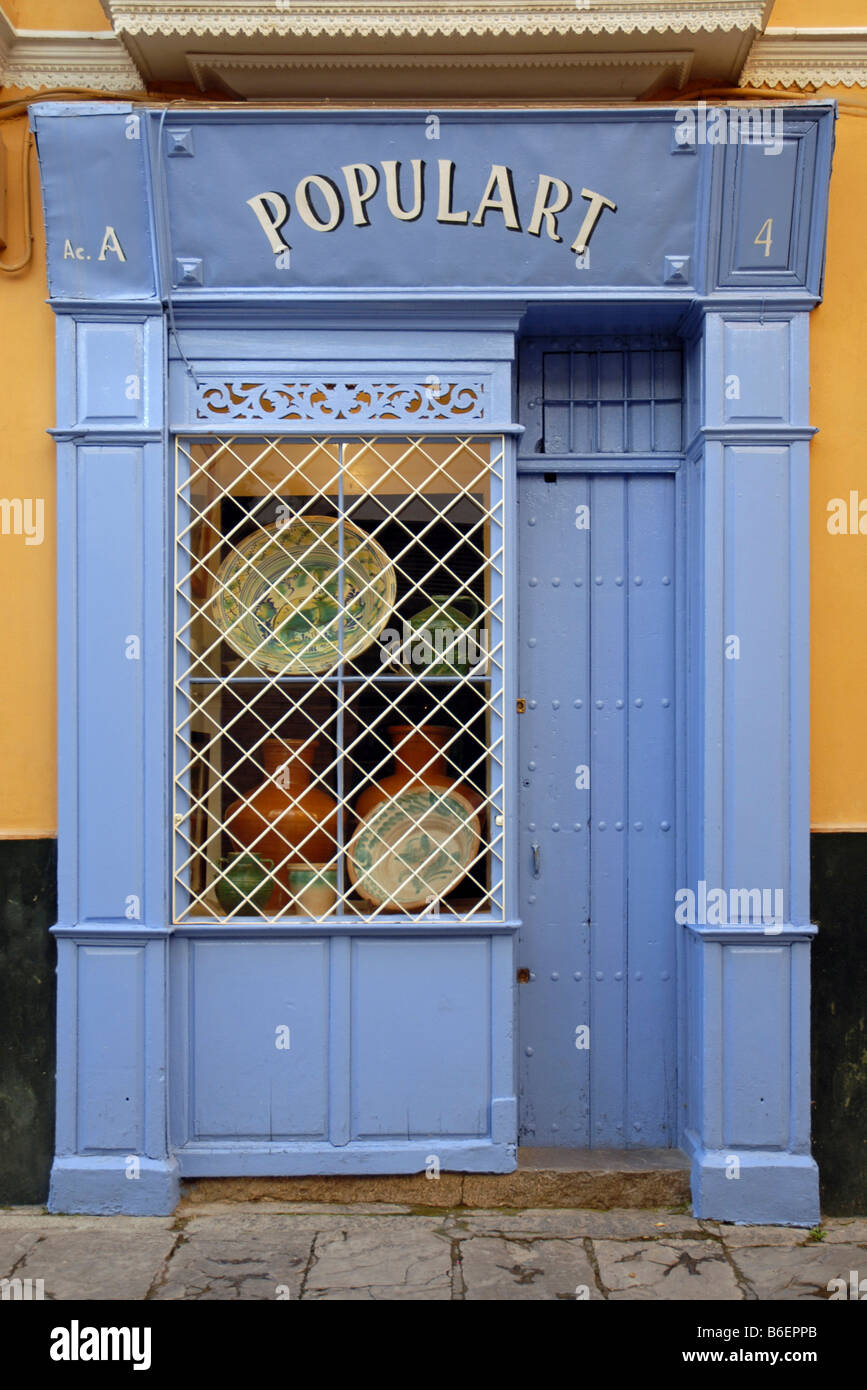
[
  {"left": 353, "top": 723, "right": 481, "bottom": 824},
  {"left": 226, "top": 738, "right": 338, "bottom": 910}
]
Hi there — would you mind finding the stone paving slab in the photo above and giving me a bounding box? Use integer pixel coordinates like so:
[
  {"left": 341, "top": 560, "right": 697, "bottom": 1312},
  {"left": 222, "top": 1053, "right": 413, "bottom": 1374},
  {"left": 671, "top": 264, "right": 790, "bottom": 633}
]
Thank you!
[
  {"left": 709, "top": 1224, "right": 817, "bottom": 1248},
  {"left": 0, "top": 1212, "right": 174, "bottom": 1233},
  {"left": 594, "top": 1239, "right": 742, "bottom": 1300},
  {"left": 180, "top": 1210, "right": 449, "bottom": 1238},
  {"left": 150, "top": 1229, "right": 313, "bottom": 1301},
  {"left": 729, "top": 1243, "right": 867, "bottom": 1300},
  {"left": 11, "top": 1230, "right": 177, "bottom": 1302},
  {"left": 820, "top": 1219, "right": 867, "bottom": 1245},
  {"left": 455, "top": 1208, "right": 705, "bottom": 1240},
  {"left": 0, "top": 1229, "right": 43, "bottom": 1275},
  {"left": 461, "top": 1235, "right": 597, "bottom": 1300},
  {"left": 1, "top": 1205, "right": 864, "bottom": 1300},
  {"left": 304, "top": 1226, "right": 453, "bottom": 1301}
]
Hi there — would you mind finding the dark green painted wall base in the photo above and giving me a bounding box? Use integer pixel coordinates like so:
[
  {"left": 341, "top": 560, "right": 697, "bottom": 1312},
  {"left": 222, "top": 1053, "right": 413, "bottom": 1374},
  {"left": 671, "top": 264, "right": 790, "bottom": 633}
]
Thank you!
[
  {"left": 811, "top": 833, "right": 867, "bottom": 1216},
  {"left": 0, "top": 839, "right": 56, "bottom": 1206},
  {"left": 0, "top": 836, "right": 864, "bottom": 1211}
]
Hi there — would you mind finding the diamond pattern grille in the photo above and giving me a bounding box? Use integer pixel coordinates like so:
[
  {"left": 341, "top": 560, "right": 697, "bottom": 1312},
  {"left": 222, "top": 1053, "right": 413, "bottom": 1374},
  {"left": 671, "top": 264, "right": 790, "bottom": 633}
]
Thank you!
[{"left": 174, "top": 435, "right": 505, "bottom": 923}]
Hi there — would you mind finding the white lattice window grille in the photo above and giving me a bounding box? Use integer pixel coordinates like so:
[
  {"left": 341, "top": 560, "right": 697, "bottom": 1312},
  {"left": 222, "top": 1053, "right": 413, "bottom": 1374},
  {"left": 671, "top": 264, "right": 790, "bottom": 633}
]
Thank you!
[
  {"left": 195, "top": 378, "right": 487, "bottom": 425},
  {"left": 174, "top": 434, "right": 505, "bottom": 924}
]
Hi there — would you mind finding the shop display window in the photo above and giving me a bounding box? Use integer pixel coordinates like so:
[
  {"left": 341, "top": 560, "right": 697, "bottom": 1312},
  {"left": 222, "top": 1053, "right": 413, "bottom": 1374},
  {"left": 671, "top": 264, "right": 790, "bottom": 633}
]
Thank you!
[{"left": 174, "top": 434, "right": 505, "bottom": 922}]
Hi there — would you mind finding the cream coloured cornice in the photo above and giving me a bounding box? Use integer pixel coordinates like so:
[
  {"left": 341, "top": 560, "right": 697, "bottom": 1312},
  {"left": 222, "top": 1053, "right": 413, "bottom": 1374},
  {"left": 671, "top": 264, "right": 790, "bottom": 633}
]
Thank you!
[
  {"left": 102, "top": 2, "right": 770, "bottom": 41},
  {"left": 0, "top": 8, "right": 13, "bottom": 72},
  {"left": 0, "top": 11, "right": 143, "bottom": 92},
  {"left": 187, "top": 45, "right": 694, "bottom": 97},
  {"left": 740, "top": 28, "right": 867, "bottom": 89},
  {"left": 100, "top": 2, "right": 770, "bottom": 95},
  {"left": 188, "top": 48, "right": 694, "bottom": 77}
]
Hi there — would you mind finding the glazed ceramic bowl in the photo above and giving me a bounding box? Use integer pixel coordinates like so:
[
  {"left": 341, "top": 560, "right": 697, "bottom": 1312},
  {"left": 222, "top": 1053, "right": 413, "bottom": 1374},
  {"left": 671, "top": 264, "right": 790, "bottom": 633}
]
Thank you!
[{"left": 211, "top": 516, "right": 396, "bottom": 673}]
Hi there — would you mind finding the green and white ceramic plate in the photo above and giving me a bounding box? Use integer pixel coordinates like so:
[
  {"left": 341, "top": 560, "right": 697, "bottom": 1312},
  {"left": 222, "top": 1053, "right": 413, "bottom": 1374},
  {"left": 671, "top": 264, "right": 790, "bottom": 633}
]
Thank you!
[
  {"left": 347, "top": 786, "right": 481, "bottom": 910},
  {"left": 211, "top": 516, "right": 396, "bottom": 673}
]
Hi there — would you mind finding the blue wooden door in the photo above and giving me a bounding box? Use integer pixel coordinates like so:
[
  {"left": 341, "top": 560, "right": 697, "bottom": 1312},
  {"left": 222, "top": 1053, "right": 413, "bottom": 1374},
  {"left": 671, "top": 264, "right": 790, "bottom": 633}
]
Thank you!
[{"left": 517, "top": 472, "right": 678, "bottom": 1147}]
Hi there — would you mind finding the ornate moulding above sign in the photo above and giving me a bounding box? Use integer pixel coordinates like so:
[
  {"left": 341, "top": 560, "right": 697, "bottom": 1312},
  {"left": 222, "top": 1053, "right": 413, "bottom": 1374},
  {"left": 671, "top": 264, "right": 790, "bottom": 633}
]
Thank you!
[
  {"left": 185, "top": 49, "right": 695, "bottom": 100},
  {"left": 102, "top": 3, "right": 769, "bottom": 39},
  {"left": 0, "top": 24, "right": 143, "bottom": 93},
  {"left": 101, "top": 1, "right": 769, "bottom": 95},
  {"left": 740, "top": 29, "right": 867, "bottom": 90}
]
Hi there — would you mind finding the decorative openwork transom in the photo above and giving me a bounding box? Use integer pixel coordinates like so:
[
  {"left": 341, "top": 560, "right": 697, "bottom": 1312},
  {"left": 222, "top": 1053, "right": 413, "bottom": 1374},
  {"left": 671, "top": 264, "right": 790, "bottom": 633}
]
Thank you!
[
  {"left": 174, "top": 434, "right": 505, "bottom": 924},
  {"left": 195, "top": 377, "right": 487, "bottom": 424}
]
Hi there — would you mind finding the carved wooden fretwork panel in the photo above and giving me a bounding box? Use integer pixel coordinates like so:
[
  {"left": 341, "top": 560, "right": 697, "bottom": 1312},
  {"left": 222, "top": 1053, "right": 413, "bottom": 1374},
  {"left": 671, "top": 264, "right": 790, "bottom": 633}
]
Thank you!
[{"left": 195, "top": 378, "right": 487, "bottom": 424}]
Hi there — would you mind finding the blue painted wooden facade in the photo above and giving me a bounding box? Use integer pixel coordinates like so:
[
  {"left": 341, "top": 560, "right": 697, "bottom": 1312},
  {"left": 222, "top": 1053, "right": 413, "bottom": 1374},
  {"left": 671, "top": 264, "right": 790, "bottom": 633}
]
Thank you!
[{"left": 31, "top": 102, "right": 834, "bottom": 1222}]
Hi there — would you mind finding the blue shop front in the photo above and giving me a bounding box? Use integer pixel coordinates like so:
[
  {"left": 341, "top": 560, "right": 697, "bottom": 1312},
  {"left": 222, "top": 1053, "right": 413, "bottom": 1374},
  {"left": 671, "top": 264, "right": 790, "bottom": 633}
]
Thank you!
[{"left": 31, "top": 102, "right": 834, "bottom": 1223}]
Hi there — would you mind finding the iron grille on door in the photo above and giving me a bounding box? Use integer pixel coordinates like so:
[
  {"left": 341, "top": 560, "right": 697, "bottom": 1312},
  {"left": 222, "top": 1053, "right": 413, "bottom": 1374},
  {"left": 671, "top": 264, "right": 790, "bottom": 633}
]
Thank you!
[
  {"left": 520, "top": 341, "right": 683, "bottom": 455},
  {"left": 173, "top": 435, "right": 505, "bottom": 923}
]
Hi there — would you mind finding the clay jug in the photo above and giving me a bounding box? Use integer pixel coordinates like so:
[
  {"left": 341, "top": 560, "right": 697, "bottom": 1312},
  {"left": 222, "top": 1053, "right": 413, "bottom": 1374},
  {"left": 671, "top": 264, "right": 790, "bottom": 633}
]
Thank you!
[
  {"left": 353, "top": 723, "right": 480, "bottom": 824},
  {"left": 226, "top": 738, "right": 338, "bottom": 909}
]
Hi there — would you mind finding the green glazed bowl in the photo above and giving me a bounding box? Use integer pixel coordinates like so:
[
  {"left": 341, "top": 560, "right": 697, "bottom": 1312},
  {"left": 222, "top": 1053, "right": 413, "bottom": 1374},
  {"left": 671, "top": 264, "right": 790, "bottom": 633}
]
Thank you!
[
  {"left": 399, "top": 593, "right": 484, "bottom": 678},
  {"left": 215, "top": 852, "right": 274, "bottom": 913}
]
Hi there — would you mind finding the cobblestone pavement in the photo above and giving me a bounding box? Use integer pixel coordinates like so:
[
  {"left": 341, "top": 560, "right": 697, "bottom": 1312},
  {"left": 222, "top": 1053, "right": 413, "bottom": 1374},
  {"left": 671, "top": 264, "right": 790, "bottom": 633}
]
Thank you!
[{"left": 1, "top": 1205, "right": 865, "bottom": 1301}]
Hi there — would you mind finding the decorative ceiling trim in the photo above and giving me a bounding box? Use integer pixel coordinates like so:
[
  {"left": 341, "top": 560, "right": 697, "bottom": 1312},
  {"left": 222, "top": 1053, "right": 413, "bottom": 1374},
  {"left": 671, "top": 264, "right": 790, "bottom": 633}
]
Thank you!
[
  {"left": 0, "top": 30, "right": 144, "bottom": 92},
  {"left": 104, "top": 3, "right": 768, "bottom": 40},
  {"left": 188, "top": 46, "right": 694, "bottom": 83},
  {"left": 740, "top": 28, "right": 867, "bottom": 89}
]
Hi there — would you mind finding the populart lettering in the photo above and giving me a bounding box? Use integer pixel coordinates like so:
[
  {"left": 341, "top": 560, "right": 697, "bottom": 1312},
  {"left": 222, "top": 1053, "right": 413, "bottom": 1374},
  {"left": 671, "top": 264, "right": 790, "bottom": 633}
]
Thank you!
[{"left": 247, "top": 159, "right": 616, "bottom": 260}]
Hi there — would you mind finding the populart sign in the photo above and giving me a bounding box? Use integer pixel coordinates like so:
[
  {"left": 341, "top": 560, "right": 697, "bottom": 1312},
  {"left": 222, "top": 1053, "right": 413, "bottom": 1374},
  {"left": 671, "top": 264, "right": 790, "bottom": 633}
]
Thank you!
[
  {"left": 245, "top": 162, "right": 618, "bottom": 265},
  {"left": 32, "top": 108, "right": 701, "bottom": 297}
]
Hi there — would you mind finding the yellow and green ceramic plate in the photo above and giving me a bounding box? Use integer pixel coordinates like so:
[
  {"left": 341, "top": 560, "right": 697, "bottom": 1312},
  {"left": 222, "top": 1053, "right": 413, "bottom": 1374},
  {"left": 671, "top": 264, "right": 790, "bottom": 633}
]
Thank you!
[
  {"left": 347, "top": 786, "right": 481, "bottom": 910},
  {"left": 211, "top": 516, "right": 396, "bottom": 673}
]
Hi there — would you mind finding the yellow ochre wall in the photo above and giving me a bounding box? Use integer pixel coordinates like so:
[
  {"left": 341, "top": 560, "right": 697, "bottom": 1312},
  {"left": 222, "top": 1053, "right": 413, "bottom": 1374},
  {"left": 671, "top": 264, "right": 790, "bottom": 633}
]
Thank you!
[
  {"left": 0, "top": 1, "right": 866, "bottom": 832},
  {"left": 0, "top": 112, "right": 55, "bottom": 835},
  {"left": 767, "top": 0, "right": 867, "bottom": 826},
  {"left": 11, "top": 1, "right": 111, "bottom": 27},
  {"left": 808, "top": 105, "right": 867, "bottom": 827},
  {"left": 770, "top": 1, "right": 867, "bottom": 24}
]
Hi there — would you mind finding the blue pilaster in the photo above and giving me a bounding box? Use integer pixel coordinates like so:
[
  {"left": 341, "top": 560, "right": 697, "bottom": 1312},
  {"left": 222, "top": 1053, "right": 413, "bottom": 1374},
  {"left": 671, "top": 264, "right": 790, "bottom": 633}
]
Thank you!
[
  {"left": 682, "top": 309, "right": 819, "bottom": 1225},
  {"left": 48, "top": 308, "right": 178, "bottom": 1215}
]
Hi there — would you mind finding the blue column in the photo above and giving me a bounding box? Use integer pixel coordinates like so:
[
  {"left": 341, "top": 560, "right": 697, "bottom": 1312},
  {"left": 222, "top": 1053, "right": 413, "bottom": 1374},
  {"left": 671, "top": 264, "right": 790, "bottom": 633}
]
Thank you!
[
  {"left": 683, "top": 309, "right": 819, "bottom": 1225},
  {"left": 48, "top": 311, "right": 178, "bottom": 1214}
]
